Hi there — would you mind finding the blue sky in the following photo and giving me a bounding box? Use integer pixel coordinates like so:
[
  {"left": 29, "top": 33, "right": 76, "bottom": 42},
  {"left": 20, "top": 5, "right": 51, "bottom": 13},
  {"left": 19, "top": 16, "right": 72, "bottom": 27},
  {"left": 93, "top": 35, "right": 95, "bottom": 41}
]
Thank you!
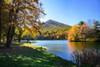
[{"left": 40, "top": 0, "right": 100, "bottom": 26}]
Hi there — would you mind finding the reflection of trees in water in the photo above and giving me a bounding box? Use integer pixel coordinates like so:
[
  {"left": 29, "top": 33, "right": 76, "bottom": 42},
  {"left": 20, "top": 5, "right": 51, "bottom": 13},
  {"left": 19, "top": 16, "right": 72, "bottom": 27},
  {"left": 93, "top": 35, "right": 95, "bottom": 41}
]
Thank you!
[
  {"left": 68, "top": 42, "right": 100, "bottom": 51},
  {"left": 72, "top": 48, "right": 100, "bottom": 66},
  {"left": 68, "top": 42, "right": 100, "bottom": 66}
]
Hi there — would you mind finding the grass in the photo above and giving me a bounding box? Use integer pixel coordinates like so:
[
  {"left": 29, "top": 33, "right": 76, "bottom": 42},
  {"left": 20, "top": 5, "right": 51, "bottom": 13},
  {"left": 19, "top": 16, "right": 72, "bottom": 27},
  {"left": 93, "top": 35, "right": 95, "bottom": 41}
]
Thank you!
[
  {"left": 12, "top": 41, "right": 38, "bottom": 45},
  {"left": 0, "top": 42, "right": 78, "bottom": 67}
]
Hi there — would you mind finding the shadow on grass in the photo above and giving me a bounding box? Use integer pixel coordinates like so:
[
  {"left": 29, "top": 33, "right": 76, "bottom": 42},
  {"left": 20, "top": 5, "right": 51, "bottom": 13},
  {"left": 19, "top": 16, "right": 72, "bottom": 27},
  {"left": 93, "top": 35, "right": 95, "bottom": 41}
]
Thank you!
[{"left": 0, "top": 43, "right": 77, "bottom": 67}]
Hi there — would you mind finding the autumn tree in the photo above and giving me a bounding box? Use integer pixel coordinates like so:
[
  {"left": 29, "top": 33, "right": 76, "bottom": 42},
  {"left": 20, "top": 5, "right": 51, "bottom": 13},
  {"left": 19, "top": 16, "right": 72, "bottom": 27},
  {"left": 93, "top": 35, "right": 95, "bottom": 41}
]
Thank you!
[
  {"left": 68, "top": 22, "right": 91, "bottom": 42},
  {"left": 80, "top": 23, "right": 90, "bottom": 41},
  {"left": 14, "top": 27, "right": 24, "bottom": 42},
  {"left": 2, "top": 0, "right": 45, "bottom": 47},
  {"left": 0, "top": 0, "right": 2, "bottom": 44},
  {"left": 68, "top": 24, "right": 80, "bottom": 41},
  {"left": 0, "top": 0, "right": 11, "bottom": 44}
]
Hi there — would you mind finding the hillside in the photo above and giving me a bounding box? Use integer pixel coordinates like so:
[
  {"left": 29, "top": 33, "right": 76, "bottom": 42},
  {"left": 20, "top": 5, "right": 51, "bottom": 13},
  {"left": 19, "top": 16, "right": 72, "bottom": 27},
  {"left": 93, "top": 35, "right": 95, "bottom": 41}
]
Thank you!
[
  {"left": 43, "top": 20, "right": 71, "bottom": 30},
  {"left": 37, "top": 20, "right": 71, "bottom": 40}
]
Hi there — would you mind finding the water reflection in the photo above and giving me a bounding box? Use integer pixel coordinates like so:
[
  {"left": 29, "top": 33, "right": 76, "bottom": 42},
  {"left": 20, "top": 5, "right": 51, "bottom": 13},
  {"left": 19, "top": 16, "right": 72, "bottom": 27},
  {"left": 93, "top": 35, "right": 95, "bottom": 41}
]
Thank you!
[
  {"left": 68, "top": 42, "right": 100, "bottom": 66},
  {"left": 68, "top": 42, "right": 100, "bottom": 53},
  {"left": 32, "top": 40, "right": 100, "bottom": 66}
]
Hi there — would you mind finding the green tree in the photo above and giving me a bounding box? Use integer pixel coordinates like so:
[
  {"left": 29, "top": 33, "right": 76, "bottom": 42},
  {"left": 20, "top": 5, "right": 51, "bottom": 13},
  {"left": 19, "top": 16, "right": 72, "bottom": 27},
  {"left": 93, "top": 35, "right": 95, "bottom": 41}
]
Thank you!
[
  {"left": 78, "top": 21, "right": 84, "bottom": 28},
  {"left": 93, "top": 21, "right": 99, "bottom": 30}
]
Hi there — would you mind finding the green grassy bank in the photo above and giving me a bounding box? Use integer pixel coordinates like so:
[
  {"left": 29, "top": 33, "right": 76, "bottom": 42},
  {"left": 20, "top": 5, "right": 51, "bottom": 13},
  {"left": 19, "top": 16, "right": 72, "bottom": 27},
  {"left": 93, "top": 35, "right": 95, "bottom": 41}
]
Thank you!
[{"left": 0, "top": 42, "right": 77, "bottom": 67}]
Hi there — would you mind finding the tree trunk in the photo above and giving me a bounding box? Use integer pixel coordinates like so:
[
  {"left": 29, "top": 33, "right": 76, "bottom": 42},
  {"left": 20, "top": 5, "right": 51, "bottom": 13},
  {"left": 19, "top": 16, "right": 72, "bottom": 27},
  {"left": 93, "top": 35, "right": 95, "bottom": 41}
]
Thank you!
[
  {"left": 0, "top": 1, "right": 1, "bottom": 44},
  {"left": 6, "top": 25, "right": 15, "bottom": 48},
  {"left": 18, "top": 37, "right": 21, "bottom": 42},
  {"left": 27, "top": 39, "right": 29, "bottom": 43},
  {"left": 3, "top": 38, "right": 5, "bottom": 42},
  {"left": 6, "top": 7, "right": 16, "bottom": 47},
  {"left": 18, "top": 29, "right": 22, "bottom": 42},
  {"left": 14, "top": 39, "right": 16, "bottom": 41},
  {"left": 18, "top": 34, "right": 21, "bottom": 42},
  {"left": 0, "top": 15, "right": 1, "bottom": 44}
]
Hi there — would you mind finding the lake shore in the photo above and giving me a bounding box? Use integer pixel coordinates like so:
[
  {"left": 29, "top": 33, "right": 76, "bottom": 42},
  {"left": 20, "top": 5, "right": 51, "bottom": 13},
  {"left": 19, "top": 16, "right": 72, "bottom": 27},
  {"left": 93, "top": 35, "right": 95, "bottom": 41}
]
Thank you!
[
  {"left": 0, "top": 42, "right": 77, "bottom": 67},
  {"left": 69, "top": 38, "right": 100, "bottom": 42}
]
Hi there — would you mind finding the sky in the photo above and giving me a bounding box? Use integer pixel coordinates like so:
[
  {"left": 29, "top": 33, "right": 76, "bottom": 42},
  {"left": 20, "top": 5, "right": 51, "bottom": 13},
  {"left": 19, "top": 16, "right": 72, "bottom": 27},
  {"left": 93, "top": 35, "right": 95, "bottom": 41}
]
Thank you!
[{"left": 40, "top": 0, "right": 100, "bottom": 26}]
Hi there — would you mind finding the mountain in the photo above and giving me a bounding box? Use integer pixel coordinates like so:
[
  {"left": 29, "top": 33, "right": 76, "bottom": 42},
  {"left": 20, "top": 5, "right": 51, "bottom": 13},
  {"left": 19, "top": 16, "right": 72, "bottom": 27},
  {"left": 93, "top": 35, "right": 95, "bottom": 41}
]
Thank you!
[{"left": 43, "top": 20, "right": 71, "bottom": 30}]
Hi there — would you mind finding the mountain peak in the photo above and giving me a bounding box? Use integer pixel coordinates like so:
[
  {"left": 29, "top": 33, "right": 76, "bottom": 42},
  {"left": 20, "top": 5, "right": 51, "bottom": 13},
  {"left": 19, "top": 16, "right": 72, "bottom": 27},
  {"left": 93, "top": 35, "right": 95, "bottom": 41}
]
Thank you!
[
  {"left": 46, "top": 19, "right": 70, "bottom": 27},
  {"left": 43, "top": 19, "right": 71, "bottom": 30},
  {"left": 46, "top": 19, "right": 62, "bottom": 24}
]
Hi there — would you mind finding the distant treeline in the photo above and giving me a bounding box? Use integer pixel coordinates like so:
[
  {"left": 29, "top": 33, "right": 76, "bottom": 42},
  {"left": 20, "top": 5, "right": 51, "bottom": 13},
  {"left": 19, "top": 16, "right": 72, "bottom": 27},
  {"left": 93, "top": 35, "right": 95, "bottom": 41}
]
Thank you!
[
  {"left": 36, "top": 27, "right": 69, "bottom": 40},
  {"left": 19, "top": 27, "right": 69, "bottom": 40},
  {"left": 19, "top": 20, "right": 100, "bottom": 41}
]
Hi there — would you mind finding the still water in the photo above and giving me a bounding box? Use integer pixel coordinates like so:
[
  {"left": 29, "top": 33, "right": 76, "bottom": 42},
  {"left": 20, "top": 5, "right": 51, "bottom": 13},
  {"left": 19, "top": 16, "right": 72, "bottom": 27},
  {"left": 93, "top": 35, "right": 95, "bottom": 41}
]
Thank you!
[{"left": 31, "top": 40, "right": 100, "bottom": 61}]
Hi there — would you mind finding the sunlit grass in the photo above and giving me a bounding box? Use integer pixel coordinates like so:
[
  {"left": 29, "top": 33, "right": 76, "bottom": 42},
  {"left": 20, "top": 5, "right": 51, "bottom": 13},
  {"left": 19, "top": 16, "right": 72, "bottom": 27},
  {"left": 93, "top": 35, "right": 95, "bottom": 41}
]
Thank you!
[{"left": 0, "top": 42, "right": 77, "bottom": 67}]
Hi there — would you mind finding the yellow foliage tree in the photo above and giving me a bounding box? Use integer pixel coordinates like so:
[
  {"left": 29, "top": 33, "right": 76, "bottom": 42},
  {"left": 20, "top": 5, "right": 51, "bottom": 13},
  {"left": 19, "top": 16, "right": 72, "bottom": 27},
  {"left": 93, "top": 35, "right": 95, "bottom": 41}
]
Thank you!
[
  {"left": 68, "top": 24, "right": 80, "bottom": 41},
  {"left": 68, "top": 22, "right": 91, "bottom": 42}
]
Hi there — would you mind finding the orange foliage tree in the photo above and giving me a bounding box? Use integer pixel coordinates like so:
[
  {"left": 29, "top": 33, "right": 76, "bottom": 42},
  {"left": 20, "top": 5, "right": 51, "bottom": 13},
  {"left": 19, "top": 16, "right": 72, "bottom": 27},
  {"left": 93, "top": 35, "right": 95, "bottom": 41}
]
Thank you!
[{"left": 68, "top": 22, "right": 91, "bottom": 42}]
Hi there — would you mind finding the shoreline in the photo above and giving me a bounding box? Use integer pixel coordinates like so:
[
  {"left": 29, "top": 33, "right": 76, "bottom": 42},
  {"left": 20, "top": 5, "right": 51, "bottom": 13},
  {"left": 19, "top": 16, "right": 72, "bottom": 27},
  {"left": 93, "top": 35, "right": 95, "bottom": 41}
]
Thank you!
[{"left": 0, "top": 42, "right": 77, "bottom": 67}]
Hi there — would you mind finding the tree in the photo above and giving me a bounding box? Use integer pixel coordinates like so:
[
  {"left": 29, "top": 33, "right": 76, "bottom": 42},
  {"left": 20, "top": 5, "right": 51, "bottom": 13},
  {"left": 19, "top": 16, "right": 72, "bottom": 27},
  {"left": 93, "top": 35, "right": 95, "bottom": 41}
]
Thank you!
[
  {"left": 68, "top": 24, "right": 80, "bottom": 41},
  {"left": 93, "top": 21, "right": 99, "bottom": 30},
  {"left": 78, "top": 21, "right": 84, "bottom": 28},
  {"left": 0, "top": 0, "right": 2, "bottom": 44},
  {"left": 80, "top": 23, "right": 90, "bottom": 41},
  {"left": 68, "top": 22, "right": 91, "bottom": 42},
  {"left": 14, "top": 27, "right": 24, "bottom": 42},
  {"left": 3, "top": 0, "right": 45, "bottom": 47},
  {"left": 0, "top": 0, "right": 11, "bottom": 44}
]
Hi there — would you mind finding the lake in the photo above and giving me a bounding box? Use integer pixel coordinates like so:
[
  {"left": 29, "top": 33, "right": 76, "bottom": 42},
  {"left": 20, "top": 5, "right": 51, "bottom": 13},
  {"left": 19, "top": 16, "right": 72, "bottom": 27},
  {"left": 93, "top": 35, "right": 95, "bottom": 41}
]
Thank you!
[{"left": 31, "top": 40, "right": 100, "bottom": 62}]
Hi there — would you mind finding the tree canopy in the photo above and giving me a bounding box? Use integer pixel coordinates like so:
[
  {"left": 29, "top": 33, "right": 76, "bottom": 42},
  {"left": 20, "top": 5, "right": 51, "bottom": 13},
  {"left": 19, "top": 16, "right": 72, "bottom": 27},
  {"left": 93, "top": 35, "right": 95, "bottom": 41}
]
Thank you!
[{"left": 0, "top": 0, "right": 45, "bottom": 47}]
